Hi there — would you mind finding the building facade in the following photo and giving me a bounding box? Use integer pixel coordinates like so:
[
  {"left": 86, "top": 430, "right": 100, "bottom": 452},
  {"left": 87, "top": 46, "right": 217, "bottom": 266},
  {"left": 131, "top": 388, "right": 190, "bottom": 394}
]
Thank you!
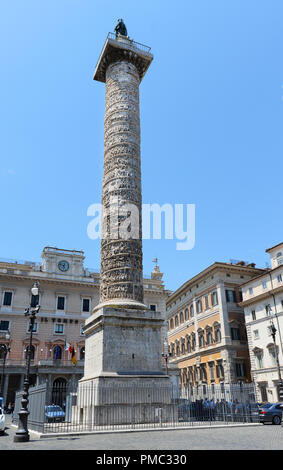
[
  {"left": 0, "top": 247, "right": 169, "bottom": 406},
  {"left": 166, "top": 262, "right": 265, "bottom": 388},
  {"left": 240, "top": 242, "right": 283, "bottom": 403}
]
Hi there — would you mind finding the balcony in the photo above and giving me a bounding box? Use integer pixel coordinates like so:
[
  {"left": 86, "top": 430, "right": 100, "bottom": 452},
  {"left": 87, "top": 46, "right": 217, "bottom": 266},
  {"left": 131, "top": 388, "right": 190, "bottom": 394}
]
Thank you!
[
  {"left": 4, "top": 359, "right": 84, "bottom": 368},
  {"left": 94, "top": 32, "right": 153, "bottom": 84},
  {"left": 38, "top": 359, "right": 84, "bottom": 367},
  {"left": 107, "top": 32, "right": 151, "bottom": 53}
]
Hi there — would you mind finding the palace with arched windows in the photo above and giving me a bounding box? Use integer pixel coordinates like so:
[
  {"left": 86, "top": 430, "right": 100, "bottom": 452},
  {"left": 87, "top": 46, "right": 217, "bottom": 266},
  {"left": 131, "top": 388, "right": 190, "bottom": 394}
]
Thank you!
[
  {"left": 166, "top": 261, "right": 265, "bottom": 387},
  {"left": 0, "top": 247, "right": 169, "bottom": 407}
]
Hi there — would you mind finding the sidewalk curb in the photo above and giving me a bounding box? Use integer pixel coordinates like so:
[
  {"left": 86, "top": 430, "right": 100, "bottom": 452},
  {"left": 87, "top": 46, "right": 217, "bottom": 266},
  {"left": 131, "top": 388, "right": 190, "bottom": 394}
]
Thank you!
[{"left": 38, "top": 423, "right": 261, "bottom": 439}]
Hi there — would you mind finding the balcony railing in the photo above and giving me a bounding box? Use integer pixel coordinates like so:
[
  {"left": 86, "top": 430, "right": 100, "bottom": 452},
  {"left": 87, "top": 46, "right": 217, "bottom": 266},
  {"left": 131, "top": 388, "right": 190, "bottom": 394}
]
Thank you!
[
  {"left": 37, "top": 359, "right": 84, "bottom": 367},
  {"left": 4, "top": 359, "right": 84, "bottom": 367},
  {"left": 0, "top": 257, "right": 38, "bottom": 267},
  {"left": 107, "top": 32, "right": 152, "bottom": 54}
]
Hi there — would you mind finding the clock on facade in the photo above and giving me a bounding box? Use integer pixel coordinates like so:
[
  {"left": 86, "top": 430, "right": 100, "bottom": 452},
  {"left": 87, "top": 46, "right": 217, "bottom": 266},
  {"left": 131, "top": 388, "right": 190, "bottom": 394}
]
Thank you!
[{"left": 58, "top": 260, "right": 70, "bottom": 272}]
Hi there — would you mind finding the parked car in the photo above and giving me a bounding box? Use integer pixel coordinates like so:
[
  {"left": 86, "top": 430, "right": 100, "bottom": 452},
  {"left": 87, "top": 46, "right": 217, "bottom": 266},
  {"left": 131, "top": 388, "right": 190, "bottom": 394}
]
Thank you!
[
  {"left": 230, "top": 402, "right": 260, "bottom": 422},
  {"left": 243, "top": 403, "right": 260, "bottom": 423},
  {"left": 0, "top": 407, "right": 5, "bottom": 435},
  {"left": 259, "top": 403, "right": 283, "bottom": 425},
  {"left": 45, "top": 405, "right": 65, "bottom": 423}
]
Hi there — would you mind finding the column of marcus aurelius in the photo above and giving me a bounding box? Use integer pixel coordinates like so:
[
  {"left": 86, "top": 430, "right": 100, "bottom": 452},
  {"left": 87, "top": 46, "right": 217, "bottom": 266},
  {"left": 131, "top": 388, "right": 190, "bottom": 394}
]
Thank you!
[
  {"left": 77, "top": 27, "right": 174, "bottom": 424},
  {"left": 99, "top": 42, "right": 146, "bottom": 310}
]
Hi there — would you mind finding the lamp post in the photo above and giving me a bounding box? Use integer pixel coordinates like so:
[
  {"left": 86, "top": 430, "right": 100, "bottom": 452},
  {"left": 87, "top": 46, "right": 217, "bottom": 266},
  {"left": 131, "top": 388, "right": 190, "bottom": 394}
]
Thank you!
[
  {"left": 0, "top": 331, "right": 11, "bottom": 400},
  {"left": 14, "top": 281, "right": 40, "bottom": 443},
  {"left": 268, "top": 317, "right": 283, "bottom": 402}
]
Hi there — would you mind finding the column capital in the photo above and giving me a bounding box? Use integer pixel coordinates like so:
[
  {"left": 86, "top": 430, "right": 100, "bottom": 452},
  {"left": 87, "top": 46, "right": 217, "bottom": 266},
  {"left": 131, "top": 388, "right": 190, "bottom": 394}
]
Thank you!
[{"left": 94, "top": 33, "right": 153, "bottom": 83}]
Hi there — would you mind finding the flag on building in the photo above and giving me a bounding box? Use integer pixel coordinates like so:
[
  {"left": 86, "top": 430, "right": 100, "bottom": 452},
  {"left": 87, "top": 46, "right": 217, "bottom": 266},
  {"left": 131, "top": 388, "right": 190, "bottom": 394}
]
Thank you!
[
  {"left": 64, "top": 339, "right": 71, "bottom": 351},
  {"left": 69, "top": 345, "right": 77, "bottom": 365}
]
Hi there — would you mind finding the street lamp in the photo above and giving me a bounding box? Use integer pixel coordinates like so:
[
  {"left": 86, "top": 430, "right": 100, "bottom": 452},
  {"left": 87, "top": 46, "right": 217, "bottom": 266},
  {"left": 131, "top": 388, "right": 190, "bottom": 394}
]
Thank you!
[
  {"left": 14, "top": 281, "right": 40, "bottom": 443},
  {"left": 0, "top": 331, "right": 11, "bottom": 400},
  {"left": 268, "top": 315, "right": 283, "bottom": 402}
]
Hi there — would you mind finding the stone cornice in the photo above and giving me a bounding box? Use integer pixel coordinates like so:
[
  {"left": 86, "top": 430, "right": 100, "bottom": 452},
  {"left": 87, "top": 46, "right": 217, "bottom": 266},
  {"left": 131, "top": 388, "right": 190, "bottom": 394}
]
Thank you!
[
  {"left": 0, "top": 272, "right": 96, "bottom": 288},
  {"left": 239, "top": 285, "right": 283, "bottom": 307},
  {"left": 169, "top": 342, "right": 248, "bottom": 366},
  {"left": 167, "top": 262, "right": 265, "bottom": 307}
]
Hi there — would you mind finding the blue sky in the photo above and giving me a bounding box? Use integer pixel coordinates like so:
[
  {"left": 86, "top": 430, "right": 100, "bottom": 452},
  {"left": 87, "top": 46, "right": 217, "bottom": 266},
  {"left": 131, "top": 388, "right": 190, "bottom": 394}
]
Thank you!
[{"left": 1, "top": 0, "right": 283, "bottom": 292}]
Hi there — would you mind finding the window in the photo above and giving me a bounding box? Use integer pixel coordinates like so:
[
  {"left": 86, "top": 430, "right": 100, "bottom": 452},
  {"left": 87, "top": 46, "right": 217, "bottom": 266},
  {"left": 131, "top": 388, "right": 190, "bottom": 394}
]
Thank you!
[
  {"left": 277, "top": 274, "right": 282, "bottom": 283},
  {"left": 269, "top": 349, "right": 277, "bottom": 366},
  {"left": 216, "top": 361, "right": 224, "bottom": 379},
  {"left": 176, "top": 341, "right": 180, "bottom": 356},
  {"left": 27, "top": 321, "right": 38, "bottom": 333},
  {"left": 231, "top": 327, "right": 240, "bottom": 340},
  {"left": 253, "top": 329, "right": 259, "bottom": 339},
  {"left": 53, "top": 345, "right": 62, "bottom": 360},
  {"left": 170, "top": 318, "right": 174, "bottom": 330},
  {"left": 206, "top": 330, "right": 213, "bottom": 345},
  {"left": 262, "top": 281, "right": 267, "bottom": 289},
  {"left": 180, "top": 311, "right": 184, "bottom": 323},
  {"left": 149, "top": 304, "right": 156, "bottom": 311},
  {"left": 0, "top": 320, "right": 10, "bottom": 331},
  {"left": 200, "top": 365, "right": 207, "bottom": 382},
  {"left": 209, "top": 362, "right": 215, "bottom": 380},
  {"left": 190, "top": 303, "right": 194, "bottom": 317},
  {"left": 54, "top": 323, "right": 64, "bottom": 334},
  {"left": 196, "top": 299, "right": 202, "bottom": 314},
  {"left": 198, "top": 332, "right": 204, "bottom": 348},
  {"left": 226, "top": 290, "right": 236, "bottom": 302},
  {"left": 255, "top": 353, "right": 263, "bottom": 369},
  {"left": 186, "top": 335, "right": 191, "bottom": 353},
  {"left": 211, "top": 291, "right": 218, "bottom": 306},
  {"left": 249, "top": 288, "right": 254, "bottom": 295},
  {"left": 277, "top": 252, "right": 283, "bottom": 266},
  {"left": 204, "top": 295, "right": 209, "bottom": 310},
  {"left": 174, "top": 315, "right": 179, "bottom": 327},
  {"left": 57, "top": 296, "right": 65, "bottom": 311},
  {"left": 82, "top": 298, "right": 90, "bottom": 312},
  {"left": 260, "top": 385, "right": 268, "bottom": 403},
  {"left": 251, "top": 310, "right": 256, "bottom": 321},
  {"left": 235, "top": 362, "right": 246, "bottom": 377},
  {"left": 185, "top": 308, "right": 189, "bottom": 321},
  {"left": 215, "top": 328, "right": 221, "bottom": 342},
  {"left": 3, "top": 291, "right": 12, "bottom": 306}
]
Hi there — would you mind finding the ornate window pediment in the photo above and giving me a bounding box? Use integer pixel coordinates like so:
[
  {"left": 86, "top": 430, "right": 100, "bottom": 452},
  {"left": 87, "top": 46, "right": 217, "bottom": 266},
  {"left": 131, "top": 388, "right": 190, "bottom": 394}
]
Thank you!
[{"left": 253, "top": 346, "right": 263, "bottom": 353}]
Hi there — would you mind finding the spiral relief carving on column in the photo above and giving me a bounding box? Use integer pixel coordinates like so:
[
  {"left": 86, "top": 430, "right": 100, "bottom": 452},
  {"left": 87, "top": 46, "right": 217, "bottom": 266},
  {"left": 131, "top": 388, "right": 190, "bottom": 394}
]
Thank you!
[{"left": 100, "top": 60, "right": 144, "bottom": 306}]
